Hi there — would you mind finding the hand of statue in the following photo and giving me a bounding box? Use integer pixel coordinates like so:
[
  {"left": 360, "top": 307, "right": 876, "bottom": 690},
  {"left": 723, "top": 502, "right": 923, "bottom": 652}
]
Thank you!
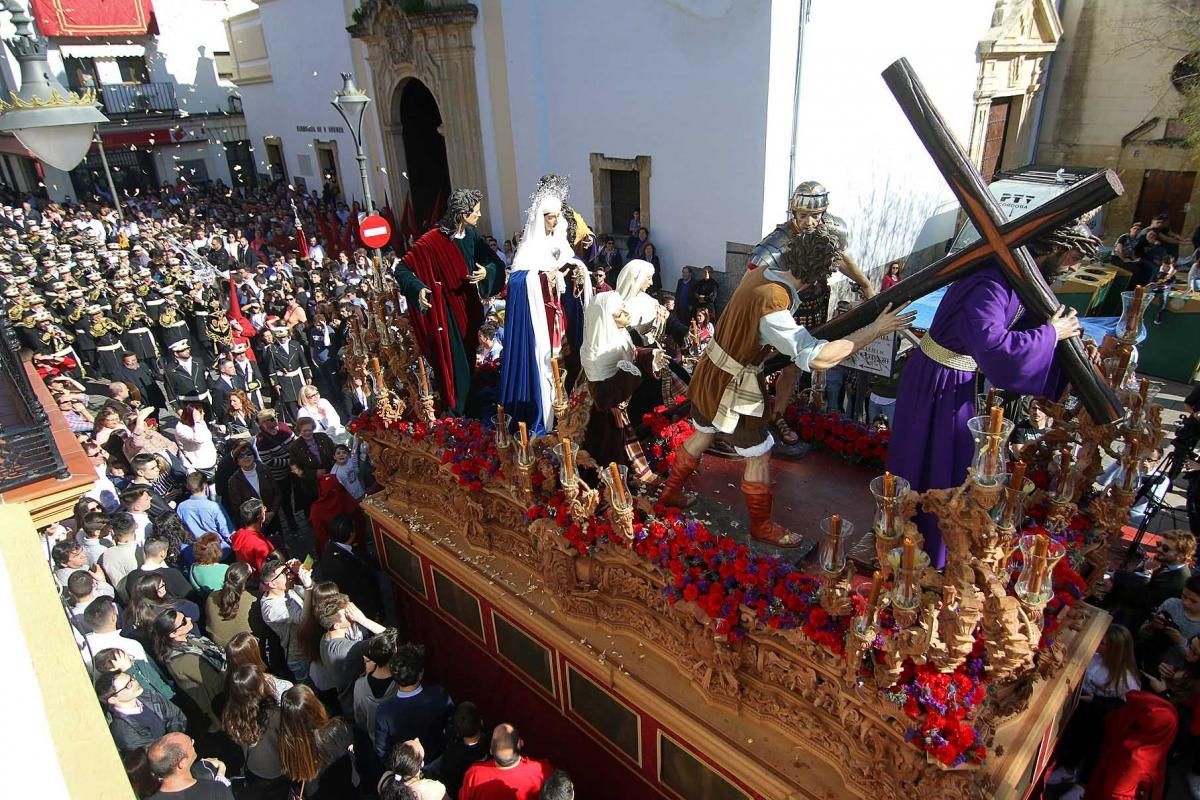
[
  {"left": 418, "top": 287, "right": 433, "bottom": 311},
  {"left": 656, "top": 304, "right": 669, "bottom": 323},
  {"left": 466, "top": 265, "right": 487, "bottom": 284},
  {"left": 652, "top": 349, "right": 670, "bottom": 373},
  {"left": 871, "top": 302, "right": 916, "bottom": 336},
  {"left": 1050, "top": 305, "right": 1081, "bottom": 341}
]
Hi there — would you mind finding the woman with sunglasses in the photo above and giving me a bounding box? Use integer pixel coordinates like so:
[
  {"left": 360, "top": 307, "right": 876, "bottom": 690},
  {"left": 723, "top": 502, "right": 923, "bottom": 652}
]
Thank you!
[{"left": 150, "top": 608, "right": 228, "bottom": 732}]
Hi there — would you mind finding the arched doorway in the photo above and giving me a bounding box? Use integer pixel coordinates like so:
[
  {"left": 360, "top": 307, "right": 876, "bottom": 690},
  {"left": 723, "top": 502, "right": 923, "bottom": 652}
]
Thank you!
[{"left": 393, "top": 79, "right": 450, "bottom": 230}]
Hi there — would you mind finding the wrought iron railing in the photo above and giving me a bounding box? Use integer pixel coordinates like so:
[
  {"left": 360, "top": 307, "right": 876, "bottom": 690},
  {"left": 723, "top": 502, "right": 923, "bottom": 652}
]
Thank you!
[
  {"left": 99, "top": 82, "right": 178, "bottom": 115},
  {"left": 0, "top": 318, "right": 68, "bottom": 492}
]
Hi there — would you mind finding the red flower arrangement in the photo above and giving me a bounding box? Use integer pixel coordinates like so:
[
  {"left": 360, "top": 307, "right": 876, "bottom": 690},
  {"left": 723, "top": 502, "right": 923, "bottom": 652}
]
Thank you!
[
  {"left": 783, "top": 405, "right": 889, "bottom": 468},
  {"left": 642, "top": 399, "right": 696, "bottom": 476}
]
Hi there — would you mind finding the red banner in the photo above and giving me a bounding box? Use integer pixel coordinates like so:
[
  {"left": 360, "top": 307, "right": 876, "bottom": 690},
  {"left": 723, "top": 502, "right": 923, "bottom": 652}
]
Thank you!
[{"left": 31, "top": 0, "right": 157, "bottom": 38}]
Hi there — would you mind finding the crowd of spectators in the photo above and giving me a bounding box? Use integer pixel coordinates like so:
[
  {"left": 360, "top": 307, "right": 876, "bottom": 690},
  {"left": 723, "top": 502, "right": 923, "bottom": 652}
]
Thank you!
[{"left": 0, "top": 183, "right": 577, "bottom": 799}]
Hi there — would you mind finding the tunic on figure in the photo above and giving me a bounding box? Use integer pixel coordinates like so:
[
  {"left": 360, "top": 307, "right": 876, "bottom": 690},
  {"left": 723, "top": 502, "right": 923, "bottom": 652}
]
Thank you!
[{"left": 886, "top": 263, "right": 1062, "bottom": 567}]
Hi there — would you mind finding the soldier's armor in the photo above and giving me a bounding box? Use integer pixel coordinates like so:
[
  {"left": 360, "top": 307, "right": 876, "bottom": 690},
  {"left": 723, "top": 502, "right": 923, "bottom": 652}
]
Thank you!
[{"left": 747, "top": 213, "right": 850, "bottom": 273}]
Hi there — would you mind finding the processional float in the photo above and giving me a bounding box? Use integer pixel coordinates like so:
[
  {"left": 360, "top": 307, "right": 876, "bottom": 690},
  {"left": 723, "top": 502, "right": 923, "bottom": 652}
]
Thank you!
[{"left": 345, "top": 59, "right": 1149, "bottom": 799}]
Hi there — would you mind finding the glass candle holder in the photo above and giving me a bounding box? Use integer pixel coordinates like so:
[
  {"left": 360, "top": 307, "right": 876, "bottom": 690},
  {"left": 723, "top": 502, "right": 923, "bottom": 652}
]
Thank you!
[
  {"left": 600, "top": 463, "right": 632, "bottom": 511},
  {"left": 975, "top": 390, "right": 1002, "bottom": 416},
  {"left": 552, "top": 440, "right": 579, "bottom": 487},
  {"left": 966, "top": 415, "right": 1015, "bottom": 487},
  {"left": 1052, "top": 445, "right": 1081, "bottom": 501},
  {"left": 810, "top": 369, "right": 827, "bottom": 395},
  {"left": 992, "top": 472, "right": 1035, "bottom": 526},
  {"left": 869, "top": 474, "right": 909, "bottom": 541},
  {"left": 491, "top": 414, "right": 510, "bottom": 449},
  {"left": 513, "top": 439, "right": 534, "bottom": 468},
  {"left": 1117, "top": 289, "right": 1154, "bottom": 340},
  {"left": 1014, "top": 533, "right": 1066, "bottom": 606},
  {"left": 886, "top": 544, "right": 931, "bottom": 610},
  {"left": 819, "top": 515, "right": 853, "bottom": 572}
]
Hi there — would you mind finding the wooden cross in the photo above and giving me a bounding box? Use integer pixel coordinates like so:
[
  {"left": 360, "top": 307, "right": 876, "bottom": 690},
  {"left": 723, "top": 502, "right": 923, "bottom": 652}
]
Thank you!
[{"left": 802, "top": 58, "right": 1125, "bottom": 425}]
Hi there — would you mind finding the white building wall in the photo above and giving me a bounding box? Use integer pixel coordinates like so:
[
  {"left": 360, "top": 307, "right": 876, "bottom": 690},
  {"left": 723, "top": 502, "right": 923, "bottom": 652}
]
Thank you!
[
  {"left": 144, "top": 0, "right": 249, "bottom": 115},
  {"left": 235, "top": 0, "right": 387, "bottom": 210},
  {"left": 492, "top": 0, "right": 777, "bottom": 284},
  {"left": 791, "top": 0, "right": 995, "bottom": 276}
]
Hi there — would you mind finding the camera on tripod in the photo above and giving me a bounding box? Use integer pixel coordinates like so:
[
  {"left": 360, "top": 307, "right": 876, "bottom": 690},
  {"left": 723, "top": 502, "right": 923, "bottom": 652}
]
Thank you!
[{"left": 1163, "top": 411, "right": 1200, "bottom": 482}]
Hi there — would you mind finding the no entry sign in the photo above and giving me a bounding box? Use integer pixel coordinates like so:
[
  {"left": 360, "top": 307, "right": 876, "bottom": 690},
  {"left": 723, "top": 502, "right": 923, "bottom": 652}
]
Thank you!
[{"left": 359, "top": 214, "right": 391, "bottom": 248}]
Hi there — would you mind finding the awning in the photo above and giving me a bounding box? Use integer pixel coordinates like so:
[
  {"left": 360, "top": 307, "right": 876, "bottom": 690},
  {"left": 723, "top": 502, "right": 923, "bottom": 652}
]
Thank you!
[
  {"left": 30, "top": 0, "right": 158, "bottom": 39},
  {"left": 58, "top": 43, "right": 147, "bottom": 59}
]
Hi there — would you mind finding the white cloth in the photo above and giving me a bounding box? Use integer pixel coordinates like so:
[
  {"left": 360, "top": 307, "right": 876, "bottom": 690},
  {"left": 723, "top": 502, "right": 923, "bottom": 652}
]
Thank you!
[
  {"left": 758, "top": 310, "right": 827, "bottom": 372},
  {"left": 581, "top": 291, "right": 636, "bottom": 382},
  {"left": 86, "top": 629, "right": 148, "bottom": 662},
  {"left": 298, "top": 399, "right": 343, "bottom": 436},
  {"left": 174, "top": 420, "right": 218, "bottom": 472},
  {"left": 615, "top": 259, "right": 660, "bottom": 337}
]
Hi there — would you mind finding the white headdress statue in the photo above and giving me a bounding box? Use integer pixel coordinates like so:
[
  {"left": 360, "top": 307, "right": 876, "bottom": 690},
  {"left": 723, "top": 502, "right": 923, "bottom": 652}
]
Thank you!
[
  {"left": 508, "top": 175, "right": 592, "bottom": 432},
  {"left": 512, "top": 175, "right": 575, "bottom": 273},
  {"left": 581, "top": 291, "right": 636, "bottom": 383},
  {"left": 615, "top": 258, "right": 660, "bottom": 338}
]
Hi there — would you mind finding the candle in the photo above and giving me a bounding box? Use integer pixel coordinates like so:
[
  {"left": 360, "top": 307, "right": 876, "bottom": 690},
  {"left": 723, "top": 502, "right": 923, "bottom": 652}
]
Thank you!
[
  {"left": 987, "top": 387, "right": 999, "bottom": 410},
  {"left": 1114, "top": 349, "right": 1132, "bottom": 386},
  {"left": 986, "top": 405, "right": 1004, "bottom": 473},
  {"left": 902, "top": 536, "right": 916, "bottom": 578},
  {"left": 1121, "top": 443, "right": 1139, "bottom": 491},
  {"left": 497, "top": 404, "right": 505, "bottom": 428},
  {"left": 561, "top": 437, "right": 575, "bottom": 481},
  {"left": 1010, "top": 459, "right": 1026, "bottom": 489},
  {"left": 1139, "top": 377, "right": 1150, "bottom": 406},
  {"left": 865, "top": 570, "right": 884, "bottom": 619},
  {"left": 1057, "top": 447, "right": 1073, "bottom": 496},
  {"left": 551, "top": 357, "right": 563, "bottom": 401},
  {"left": 829, "top": 513, "right": 842, "bottom": 559},
  {"left": 518, "top": 421, "right": 529, "bottom": 451},
  {"left": 418, "top": 357, "right": 430, "bottom": 396},
  {"left": 882, "top": 472, "right": 895, "bottom": 534},
  {"left": 1027, "top": 535, "right": 1050, "bottom": 594},
  {"left": 371, "top": 357, "right": 382, "bottom": 383},
  {"left": 609, "top": 462, "right": 626, "bottom": 506},
  {"left": 1128, "top": 285, "right": 1146, "bottom": 334}
]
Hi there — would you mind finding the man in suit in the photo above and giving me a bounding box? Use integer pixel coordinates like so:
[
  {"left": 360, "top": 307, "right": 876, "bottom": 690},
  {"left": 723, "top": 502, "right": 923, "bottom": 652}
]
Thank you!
[
  {"left": 230, "top": 342, "right": 267, "bottom": 410},
  {"left": 1105, "top": 529, "right": 1196, "bottom": 630},
  {"left": 288, "top": 416, "right": 335, "bottom": 514},
  {"left": 235, "top": 233, "right": 260, "bottom": 269},
  {"left": 227, "top": 441, "right": 284, "bottom": 536},
  {"left": 113, "top": 350, "right": 167, "bottom": 410},
  {"left": 210, "top": 358, "right": 246, "bottom": 426},
  {"left": 162, "top": 340, "right": 212, "bottom": 414},
  {"left": 316, "top": 513, "right": 382, "bottom": 621}
]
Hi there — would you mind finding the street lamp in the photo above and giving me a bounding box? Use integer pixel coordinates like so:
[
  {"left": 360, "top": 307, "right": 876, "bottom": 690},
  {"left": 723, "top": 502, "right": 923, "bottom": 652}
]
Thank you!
[
  {"left": 0, "top": 0, "right": 121, "bottom": 217},
  {"left": 330, "top": 72, "right": 374, "bottom": 214}
]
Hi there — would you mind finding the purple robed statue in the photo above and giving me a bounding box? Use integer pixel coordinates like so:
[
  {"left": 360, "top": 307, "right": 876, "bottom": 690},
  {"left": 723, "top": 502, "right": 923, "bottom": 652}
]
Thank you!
[{"left": 888, "top": 262, "right": 1069, "bottom": 567}]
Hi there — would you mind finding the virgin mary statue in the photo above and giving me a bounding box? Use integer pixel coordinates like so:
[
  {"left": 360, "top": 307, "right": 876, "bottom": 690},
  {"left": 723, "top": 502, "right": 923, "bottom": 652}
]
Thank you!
[{"left": 499, "top": 176, "right": 592, "bottom": 434}]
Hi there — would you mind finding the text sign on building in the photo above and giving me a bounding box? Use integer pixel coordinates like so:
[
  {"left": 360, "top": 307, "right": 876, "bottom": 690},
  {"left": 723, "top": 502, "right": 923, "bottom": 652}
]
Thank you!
[
  {"left": 844, "top": 330, "right": 898, "bottom": 377},
  {"left": 295, "top": 125, "right": 346, "bottom": 134}
]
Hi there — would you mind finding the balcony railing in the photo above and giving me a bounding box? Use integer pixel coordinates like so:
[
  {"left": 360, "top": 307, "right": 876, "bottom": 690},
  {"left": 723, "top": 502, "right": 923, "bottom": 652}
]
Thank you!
[
  {"left": 0, "top": 318, "right": 68, "bottom": 492},
  {"left": 99, "top": 82, "right": 178, "bottom": 115}
]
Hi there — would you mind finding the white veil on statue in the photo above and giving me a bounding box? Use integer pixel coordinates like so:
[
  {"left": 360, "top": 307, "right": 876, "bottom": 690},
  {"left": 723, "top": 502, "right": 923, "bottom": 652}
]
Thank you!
[
  {"left": 581, "top": 291, "right": 636, "bottom": 383},
  {"left": 511, "top": 191, "right": 575, "bottom": 273},
  {"left": 507, "top": 176, "right": 593, "bottom": 431},
  {"left": 615, "top": 259, "right": 660, "bottom": 336}
]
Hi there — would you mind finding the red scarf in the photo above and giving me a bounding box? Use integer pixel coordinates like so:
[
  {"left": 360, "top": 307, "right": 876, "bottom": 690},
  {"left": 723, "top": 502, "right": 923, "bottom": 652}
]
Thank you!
[{"left": 402, "top": 229, "right": 481, "bottom": 410}]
